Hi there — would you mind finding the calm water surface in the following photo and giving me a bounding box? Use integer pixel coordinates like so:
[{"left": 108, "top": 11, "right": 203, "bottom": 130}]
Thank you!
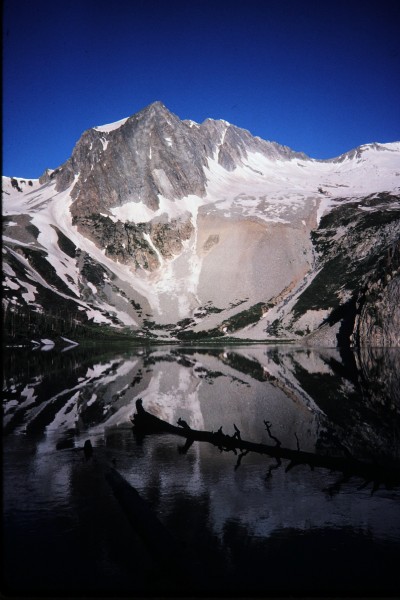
[{"left": 3, "top": 344, "right": 400, "bottom": 596}]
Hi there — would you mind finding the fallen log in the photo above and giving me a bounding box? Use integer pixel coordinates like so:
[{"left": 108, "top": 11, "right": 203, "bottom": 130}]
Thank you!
[{"left": 131, "top": 399, "right": 400, "bottom": 492}]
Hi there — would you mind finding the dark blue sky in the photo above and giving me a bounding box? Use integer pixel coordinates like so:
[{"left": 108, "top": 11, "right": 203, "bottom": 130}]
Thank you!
[{"left": 3, "top": 0, "right": 400, "bottom": 178}]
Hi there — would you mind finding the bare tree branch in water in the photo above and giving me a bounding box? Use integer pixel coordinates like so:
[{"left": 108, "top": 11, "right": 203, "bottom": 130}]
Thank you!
[
  {"left": 263, "top": 420, "right": 281, "bottom": 447},
  {"left": 131, "top": 399, "right": 400, "bottom": 494},
  {"left": 265, "top": 457, "right": 282, "bottom": 480},
  {"left": 235, "top": 449, "right": 249, "bottom": 471}
]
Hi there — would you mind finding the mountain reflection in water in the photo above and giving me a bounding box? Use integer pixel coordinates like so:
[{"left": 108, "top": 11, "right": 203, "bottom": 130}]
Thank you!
[{"left": 3, "top": 344, "right": 400, "bottom": 595}]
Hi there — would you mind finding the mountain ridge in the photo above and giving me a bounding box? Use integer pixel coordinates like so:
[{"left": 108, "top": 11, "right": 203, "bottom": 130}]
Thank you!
[{"left": 3, "top": 102, "right": 400, "bottom": 346}]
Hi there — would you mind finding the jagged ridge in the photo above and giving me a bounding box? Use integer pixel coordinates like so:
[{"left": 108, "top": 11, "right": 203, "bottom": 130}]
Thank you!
[{"left": 3, "top": 102, "right": 400, "bottom": 345}]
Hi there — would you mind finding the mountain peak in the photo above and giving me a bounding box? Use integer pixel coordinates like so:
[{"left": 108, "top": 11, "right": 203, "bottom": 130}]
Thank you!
[
  {"left": 92, "top": 102, "right": 172, "bottom": 134},
  {"left": 3, "top": 104, "right": 400, "bottom": 346},
  {"left": 136, "top": 100, "right": 175, "bottom": 120},
  {"left": 148, "top": 100, "right": 168, "bottom": 110}
]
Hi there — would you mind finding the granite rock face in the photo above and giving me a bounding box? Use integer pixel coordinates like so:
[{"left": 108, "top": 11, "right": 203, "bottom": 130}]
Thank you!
[
  {"left": 54, "top": 101, "right": 308, "bottom": 271},
  {"left": 2, "top": 102, "right": 400, "bottom": 345},
  {"left": 55, "top": 102, "right": 306, "bottom": 218},
  {"left": 72, "top": 213, "right": 194, "bottom": 270},
  {"left": 353, "top": 239, "right": 400, "bottom": 347}
]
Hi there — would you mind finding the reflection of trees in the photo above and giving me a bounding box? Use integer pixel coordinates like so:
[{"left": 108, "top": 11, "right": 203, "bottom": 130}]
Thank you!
[
  {"left": 354, "top": 347, "right": 400, "bottom": 462},
  {"left": 137, "top": 345, "right": 400, "bottom": 467},
  {"left": 5, "top": 344, "right": 400, "bottom": 465},
  {"left": 356, "top": 346, "right": 400, "bottom": 412},
  {"left": 132, "top": 400, "right": 400, "bottom": 495},
  {"left": 4, "top": 347, "right": 147, "bottom": 436},
  {"left": 285, "top": 347, "right": 400, "bottom": 462}
]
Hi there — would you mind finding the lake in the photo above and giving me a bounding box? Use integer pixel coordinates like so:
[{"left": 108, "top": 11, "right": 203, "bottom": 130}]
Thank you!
[{"left": 2, "top": 343, "right": 400, "bottom": 596}]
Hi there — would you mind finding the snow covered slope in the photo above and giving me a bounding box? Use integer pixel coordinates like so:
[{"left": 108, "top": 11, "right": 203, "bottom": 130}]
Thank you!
[{"left": 3, "top": 102, "right": 400, "bottom": 344}]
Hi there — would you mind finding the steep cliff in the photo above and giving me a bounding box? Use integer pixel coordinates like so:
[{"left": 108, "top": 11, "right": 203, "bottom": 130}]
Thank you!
[
  {"left": 353, "top": 238, "right": 400, "bottom": 347},
  {"left": 290, "top": 193, "right": 400, "bottom": 347}
]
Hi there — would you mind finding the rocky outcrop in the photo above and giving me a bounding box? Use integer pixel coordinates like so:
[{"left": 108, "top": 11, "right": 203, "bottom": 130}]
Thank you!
[
  {"left": 52, "top": 102, "right": 309, "bottom": 220},
  {"left": 353, "top": 240, "right": 400, "bottom": 347},
  {"left": 295, "top": 194, "right": 400, "bottom": 347},
  {"left": 72, "top": 213, "right": 194, "bottom": 270}
]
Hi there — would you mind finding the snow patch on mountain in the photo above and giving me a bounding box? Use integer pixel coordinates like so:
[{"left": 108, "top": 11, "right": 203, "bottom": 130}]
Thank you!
[
  {"left": 3, "top": 102, "right": 400, "bottom": 340},
  {"left": 94, "top": 116, "right": 128, "bottom": 133}
]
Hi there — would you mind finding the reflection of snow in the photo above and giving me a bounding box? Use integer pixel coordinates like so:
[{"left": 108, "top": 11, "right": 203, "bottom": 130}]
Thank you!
[
  {"left": 138, "top": 361, "right": 204, "bottom": 430},
  {"left": 5, "top": 342, "right": 400, "bottom": 571},
  {"left": 289, "top": 350, "right": 334, "bottom": 375},
  {"left": 46, "top": 391, "right": 80, "bottom": 431},
  {"left": 85, "top": 359, "right": 136, "bottom": 383}
]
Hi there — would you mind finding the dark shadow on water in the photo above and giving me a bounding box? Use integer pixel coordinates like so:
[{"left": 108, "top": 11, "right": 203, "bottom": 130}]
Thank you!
[{"left": 222, "top": 521, "right": 400, "bottom": 595}]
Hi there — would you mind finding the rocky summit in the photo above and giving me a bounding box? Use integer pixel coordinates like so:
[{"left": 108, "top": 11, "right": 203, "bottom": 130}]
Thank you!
[{"left": 3, "top": 101, "right": 400, "bottom": 346}]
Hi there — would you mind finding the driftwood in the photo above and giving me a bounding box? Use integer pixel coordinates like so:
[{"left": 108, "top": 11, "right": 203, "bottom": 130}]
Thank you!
[{"left": 131, "top": 399, "right": 400, "bottom": 494}]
